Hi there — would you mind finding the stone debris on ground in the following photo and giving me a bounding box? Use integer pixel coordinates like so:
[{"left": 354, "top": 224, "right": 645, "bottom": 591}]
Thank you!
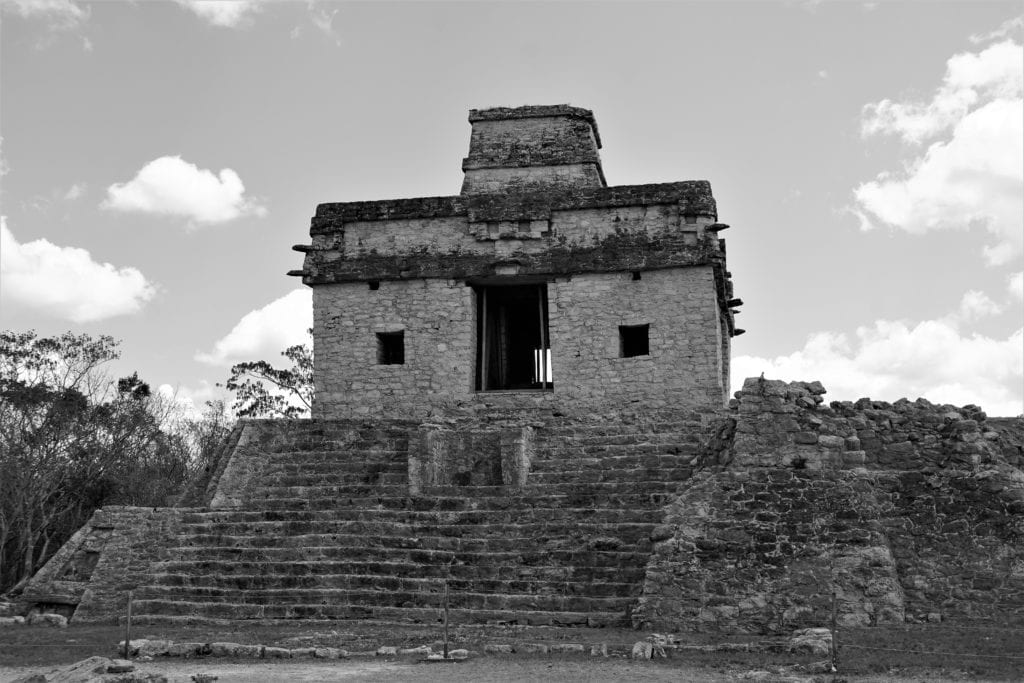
[
  {"left": 786, "top": 628, "right": 833, "bottom": 657},
  {"left": 26, "top": 612, "right": 68, "bottom": 628},
  {"left": 9, "top": 656, "right": 168, "bottom": 683}
]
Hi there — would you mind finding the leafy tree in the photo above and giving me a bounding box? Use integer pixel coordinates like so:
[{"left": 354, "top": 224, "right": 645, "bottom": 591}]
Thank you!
[
  {"left": 0, "top": 331, "right": 227, "bottom": 593},
  {"left": 221, "top": 329, "right": 313, "bottom": 418}
]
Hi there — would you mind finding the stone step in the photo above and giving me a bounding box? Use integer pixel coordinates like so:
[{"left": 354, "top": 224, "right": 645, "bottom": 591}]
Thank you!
[
  {"left": 252, "top": 484, "right": 411, "bottom": 498},
  {"left": 537, "top": 431, "right": 701, "bottom": 446},
  {"left": 527, "top": 453, "right": 696, "bottom": 470},
  {"left": 147, "top": 560, "right": 641, "bottom": 583},
  {"left": 160, "top": 546, "right": 650, "bottom": 566},
  {"left": 525, "top": 467, "right": 693, "bottom": 484},
  {"left": 260, "top": 472, "right": 408, "bottom": 487},
  {"left": 252, "top": 482, "right": 682, "bottom": 500},
  {"left": 147, "top": 572, "right": 640, "bottom": 597},
  {"left": 254, "top": 492, "right": 676, "bottom": 511},
  {"left": 132, "top": 587, "right": 634, "bottom": 613},
  {"left": 129, "top": 600, "right": 627, "bottom": 626},
  {"left": 265, "top": 447, "right": 407, "bottom": 461},
  {"left": 181, "top": 507, "right": 660, "bottom": 525},
  {"left": 177, "top": 518, "right": 655, "bottom": 535},
  {"left": 172, "top": 532, "right": 651, "bottom": 553}
]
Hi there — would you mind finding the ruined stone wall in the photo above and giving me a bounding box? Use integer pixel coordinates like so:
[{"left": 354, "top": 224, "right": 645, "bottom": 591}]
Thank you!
[
  {"left": 23, "top": 506, "right": 186, "bottom": 624},
  {"left": 313, "top": 266, "right": 725, "bottom": 418},
  {"left": 635, "top": 379, "right": 1024, "bottom": 633}
]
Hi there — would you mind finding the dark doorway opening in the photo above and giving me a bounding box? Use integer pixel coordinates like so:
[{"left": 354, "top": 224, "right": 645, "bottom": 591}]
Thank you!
[{"left": 476, "top": 284, "right": 552, "bottom": 391}]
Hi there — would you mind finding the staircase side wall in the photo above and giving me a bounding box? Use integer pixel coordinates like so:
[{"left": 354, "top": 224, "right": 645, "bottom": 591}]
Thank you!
[{"left": 21, "top": 506, "right": 186, "bottom": 624}]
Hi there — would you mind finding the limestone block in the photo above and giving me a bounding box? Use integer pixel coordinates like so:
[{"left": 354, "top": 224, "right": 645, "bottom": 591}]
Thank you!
[
  {"left": 484, "top": 644, "right": 513, "bottom": 654},
  {"left": 631, "top": 641, "right": 653, "bottom": 659},
  {"left": 208, "top": 642, "right": 244, "bottom": 657},
  {"left": 167, "top": 642, "right": 210, "bottom": 658},
  {"left": 313, "top": 647, "right": 348, "bottom": 659},
  {"left": 27, "top": 612, "right": 67, "bottom": 628},
  {"left": 290, "top": 647, "right": 317, "bottom": 658},
  {"left": 516, "top": 643, "right": 549, "bottom": 654},
  {"left": 549, "top": 643, "right": 585, "bottom": 653},
  {"left": 106, "top": 659, "right": 135, "bottom": 673},
  {"left": 263, "top": 646, "right": 291, "bottom": 659},
  {"left": 375, "top": 646, "right": 398, "bottom": 656},
  {"left": 788, "top": 628, "right": 832, "bottom": 657},
  {"left": 447, "top": 648, "right": 470, "bottom": 660},
  {"left": 134, "top": 640, "right": 171, "bottom": 657}
]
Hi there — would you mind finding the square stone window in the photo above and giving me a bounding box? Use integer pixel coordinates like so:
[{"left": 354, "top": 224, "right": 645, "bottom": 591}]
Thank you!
[
  {"left": 376, "top": 331, "right": 405, "bottom": 365},
  {"left": 619, "top": 324, "right": 649, "bottom": 358}
]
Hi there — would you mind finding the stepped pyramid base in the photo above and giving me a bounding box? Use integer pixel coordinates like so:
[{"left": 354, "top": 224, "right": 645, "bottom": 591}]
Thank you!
[{"left": 23, "top": 410, "right": 719, "bottom": 627}]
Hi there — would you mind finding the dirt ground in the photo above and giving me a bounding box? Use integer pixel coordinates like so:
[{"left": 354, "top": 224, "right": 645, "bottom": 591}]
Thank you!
[
  {"left": 3, "top": 655, "right": 1020, "bottom": 683},
  {"left": 0, "top": 657, "right": 768, "bottom": 683},
  {"left": 1, "top": 620, "right": 1022, "bottom": 682}
]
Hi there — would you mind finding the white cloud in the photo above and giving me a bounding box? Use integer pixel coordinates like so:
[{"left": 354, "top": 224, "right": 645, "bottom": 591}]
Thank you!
[
  {"left": 196, "top": 289, "right": 312, "bottom": 366},
  {"left": 732, "top": 300, "right": 1024, "bottom": 417},
  {"left": 854, "top": 39, "right": 1023, "bottom": 265},
  {"left": 310, "top": 4, "right": 341, "bottom": 44},
  {"left": 1009, "top": 272, "right": 1024, "bottom": 300},
  {"left": 861, "top": 40, "right": 1022, "bottom": 143},
  {"left": 0, "top": 217, "right": 157, "bottom": 323},
  {"left": 3, "top": 0, "right": 88, "bottom": 30},
  {"left": 970, "top": 15, "right": 1023, "bottom": 44},
  {"left": 64, "top": 183, "right": 85, "bottom": 200},
  {"left": 103, "top": 156, "right": 266, "bottom": 226},
  {"left": 953, "top": 289, "right": 1003, "bottom": 322},
  {"left": 817, "top": 70, "right": 828, "bottom": 80},
  {"left": 174, "top": 0, "right": 261, "bottom": 28}
]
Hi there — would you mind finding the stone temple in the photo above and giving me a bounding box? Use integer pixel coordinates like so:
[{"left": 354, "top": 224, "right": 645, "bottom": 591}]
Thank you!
[
  {"left": 294, "top": 104, "right": 739, "bottom": 419},
  {"left": 22, "top": 106, "right": 1024, "bottom": 632}
]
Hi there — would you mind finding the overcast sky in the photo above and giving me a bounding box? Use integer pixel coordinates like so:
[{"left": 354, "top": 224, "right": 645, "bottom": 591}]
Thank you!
[{"left": 1, "top": 0, "right": 1021, "bottom": 416}]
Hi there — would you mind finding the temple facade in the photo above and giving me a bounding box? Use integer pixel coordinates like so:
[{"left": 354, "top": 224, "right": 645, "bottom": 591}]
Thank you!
[{"left": 290, "top": 105, "right": 741, "bottom": 418}]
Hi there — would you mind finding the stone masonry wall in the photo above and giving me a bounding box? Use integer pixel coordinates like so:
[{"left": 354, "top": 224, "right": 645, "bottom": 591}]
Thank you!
[
  {"left": 313, "top": 266, "right": 725, "bottom": 418},
  {"left": 313, "top": 278, "right": 475, "bottom": 418},
  {"left": 547, "top": 267, "right": 724, "bottom": 409},
  {"left": 328, "top": 204, "right": 713, "bottom": 282},
  {"left": 21, "top": 506, "right": 187, "bottom": 624},
  {"left": 635, "top": 378, "right": 1024, "bottom": 633}
]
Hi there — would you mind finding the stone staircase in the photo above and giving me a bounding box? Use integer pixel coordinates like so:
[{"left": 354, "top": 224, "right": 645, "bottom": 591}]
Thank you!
[{"left": 131, "top": 417, "right": 706, "bottom": 626}]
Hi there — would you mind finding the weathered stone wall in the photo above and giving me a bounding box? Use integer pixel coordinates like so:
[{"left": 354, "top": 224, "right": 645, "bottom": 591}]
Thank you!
[
  {"left": 547, "top": 268, "right": 724, "bottom": 409},
  {"left": 310, "top": 195, "right": 720, "bottom": 286},
  {"left": 23, "top": 506, "right": 186, "bottom": 624},
  {"left": 461, "top": 107, "right": 604, "bottom": 194},
  {"left": 313, "top": 278, "right": 475, "bottom": 418},
  {"left": 634, "top": 379, "right": 1024, "bottom": 633},
  {"left": 313, "top": 266, "right": 725, "bottom": 418}
]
